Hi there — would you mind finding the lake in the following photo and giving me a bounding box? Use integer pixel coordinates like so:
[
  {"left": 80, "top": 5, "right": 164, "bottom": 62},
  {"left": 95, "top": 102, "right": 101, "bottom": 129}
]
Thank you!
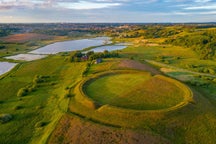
[
  {"left": 5, "top": 54, "right": 47, "bottom": 61},
  {"left": 0, "top": 62, "right": 17, "bottom": 76},
  {"left": 30, "top": 37, "right": 110, "bottom": 54},
  {"left": 87, "top": 45, "right": 127, "bottom": 53},
  {"left": 1, "top": 37, "right": 127, "bottom": 76}
]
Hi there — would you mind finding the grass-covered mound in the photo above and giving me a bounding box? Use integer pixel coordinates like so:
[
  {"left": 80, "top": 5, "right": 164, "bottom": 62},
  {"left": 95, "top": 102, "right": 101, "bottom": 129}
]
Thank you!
[{"left": 76, "top": 70, "right": 192, "bottom": 111}]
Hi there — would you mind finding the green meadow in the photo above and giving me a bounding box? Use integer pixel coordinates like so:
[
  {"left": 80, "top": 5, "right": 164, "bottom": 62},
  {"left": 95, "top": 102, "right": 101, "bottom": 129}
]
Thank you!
[
  {"left": 1, "top": 25, "right": 216, "bottom": 143},
  {"left": 85, "top": 72, "right": 185, "bottom": 110},
  {"left": 0, "top": 54, "right": 86, "bottom": 144}
]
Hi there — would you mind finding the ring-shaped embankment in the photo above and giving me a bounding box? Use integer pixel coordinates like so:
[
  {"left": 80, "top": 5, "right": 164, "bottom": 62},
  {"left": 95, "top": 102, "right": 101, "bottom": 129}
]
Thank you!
[{"left": 74, "top": 70, "right": 193, "bottom": 112}]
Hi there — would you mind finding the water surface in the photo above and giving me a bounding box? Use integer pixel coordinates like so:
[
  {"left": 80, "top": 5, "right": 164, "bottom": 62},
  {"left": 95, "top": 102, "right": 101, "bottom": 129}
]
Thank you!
[
  {"left": 0, "top": 62, "right": 17, "bottom": 76},
  {"left": 88, "top": 45, "right": 126, "bottom": 53},
  {"left": 30, "top": 37, "right": 110, "bottom": 54},
  {"left": 5, "top": 54, "right": 47, "bottom": 61}
]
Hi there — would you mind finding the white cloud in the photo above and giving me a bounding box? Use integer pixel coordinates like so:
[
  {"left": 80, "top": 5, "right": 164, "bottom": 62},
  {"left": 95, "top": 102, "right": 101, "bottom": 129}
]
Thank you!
[
  {"left": 184, "top": 4, "right": 216, "bottom": 10},
  {"left": 0, "top": 0, "right": 122, "bottom": 10},
  {"left": 194, "top": 0, "right": 212, "bottom": 3},
  {"left": 57, "top": 1, "right": 121, "bottom": 10}
]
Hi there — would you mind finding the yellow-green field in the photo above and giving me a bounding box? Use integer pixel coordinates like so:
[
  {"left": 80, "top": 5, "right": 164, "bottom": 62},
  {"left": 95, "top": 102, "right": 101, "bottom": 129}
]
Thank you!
[
  {"left": 85, "top": 71, "right": 186, "bottom": 110},
  {"left": 2, "top": 25, "right": 216, "bottom": 144}
]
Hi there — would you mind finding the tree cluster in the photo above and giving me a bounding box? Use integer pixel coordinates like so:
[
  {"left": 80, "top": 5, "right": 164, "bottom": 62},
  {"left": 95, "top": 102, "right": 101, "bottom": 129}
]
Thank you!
[
  {"left": 166, "top": 30, "right": 216, "bottom": 59},
  {"left": 69, "top": 50, "right": 119, "bottom": 62},
  {"left": 0, "top": 28, "right": 19, "bottom": 37},
  {"left": 0, "top": 45, "right": 6, "bottom": 49}
]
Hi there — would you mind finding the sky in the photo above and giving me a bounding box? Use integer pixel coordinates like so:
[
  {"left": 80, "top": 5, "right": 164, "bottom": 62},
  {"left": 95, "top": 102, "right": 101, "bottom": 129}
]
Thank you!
[{"left": 0, "top": 0, "right": 216, "bottom": 23}]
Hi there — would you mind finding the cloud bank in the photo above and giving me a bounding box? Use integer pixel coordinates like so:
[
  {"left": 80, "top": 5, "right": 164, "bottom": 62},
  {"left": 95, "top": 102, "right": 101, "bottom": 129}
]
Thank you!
[{"left": 0, "top": 0, "right": 216, "bottom": 23}]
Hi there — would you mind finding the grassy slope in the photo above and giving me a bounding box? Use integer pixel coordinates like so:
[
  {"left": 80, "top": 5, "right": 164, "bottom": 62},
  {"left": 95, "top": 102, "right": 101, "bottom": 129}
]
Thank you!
[
  {"left": 86, "top": 73, "right": 184, "bottom": 110},
  {"left": 0, "top": 55, "right": 86, "bottom": 144},
  {"left": 1, "top": 28, "right": 216, "bottom": 144},
  {"left": 67, "top": 36, "right": 216, "bottom": 143},
  {"left": 120, "top": 38, "right": 216, "bottom": 143}
]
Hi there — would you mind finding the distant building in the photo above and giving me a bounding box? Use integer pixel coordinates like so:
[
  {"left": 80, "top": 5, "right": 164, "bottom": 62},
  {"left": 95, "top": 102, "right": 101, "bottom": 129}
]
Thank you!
[
  {"left": 95, "top": 58, "right": 102, "bottom": 64},
  {"left": 81, "top": 55, "right": 88, "bottom": 61}
]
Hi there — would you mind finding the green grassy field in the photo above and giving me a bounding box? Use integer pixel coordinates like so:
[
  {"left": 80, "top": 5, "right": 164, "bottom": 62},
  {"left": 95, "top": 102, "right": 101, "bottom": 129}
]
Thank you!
[
  {"left": 0, "top": 54, "right": 86, "bottom": 144},
  {"left": 85, "top": 72, "right": 185, "bottom": 110},
  {"left": 1, "top": 26, "right": 216, "bottom": 144},
  {"left": 65, "top": 35, "right": 216, "bottom": 143}
]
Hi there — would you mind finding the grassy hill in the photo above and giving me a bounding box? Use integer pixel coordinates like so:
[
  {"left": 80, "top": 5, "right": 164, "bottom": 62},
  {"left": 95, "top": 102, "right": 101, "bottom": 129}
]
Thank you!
[{"left": 1, "top": 24, "right": 216, "bottom": 144}]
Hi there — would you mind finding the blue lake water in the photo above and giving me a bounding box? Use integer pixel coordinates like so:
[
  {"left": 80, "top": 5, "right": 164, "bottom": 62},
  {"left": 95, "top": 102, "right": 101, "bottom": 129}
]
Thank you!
[
  {"left": 88, "top": 45, "right": 127, "bottom": 53},
  {"left": 30, "top": 37, "right": 110, "bottom": 54},
  {"left": 0, "top": 62, "right": 17, "bottom": 76},
  {"left": 1, "top": 37, "right": 128, "bottom": 76}
]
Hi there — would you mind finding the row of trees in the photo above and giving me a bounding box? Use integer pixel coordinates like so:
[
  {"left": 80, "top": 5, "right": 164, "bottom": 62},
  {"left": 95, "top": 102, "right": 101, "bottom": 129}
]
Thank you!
[
  {"left": 17, "top": 75, "right": 50, "bottom": 97},
  {"left": 0, "top": 28, "right": 19, "bottom": 37},
  {"left": 69, "top": 50, "right": 119, "bottom": 62},
  {"left": 0, "top": 45, "right": 6, "bottom": 49}
]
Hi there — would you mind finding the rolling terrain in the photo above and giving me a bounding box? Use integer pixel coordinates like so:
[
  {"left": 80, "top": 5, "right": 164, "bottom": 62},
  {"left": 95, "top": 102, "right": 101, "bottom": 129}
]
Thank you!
[{"left": 1, "top": 24, "right": 216, "bottom": 144}]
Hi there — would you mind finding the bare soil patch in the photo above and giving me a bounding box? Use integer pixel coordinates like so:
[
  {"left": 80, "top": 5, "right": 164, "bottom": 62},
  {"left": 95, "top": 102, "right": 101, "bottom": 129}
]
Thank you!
[
  {"left": 49, "top": 114, "right": 170, "bottom": 144},
  {"left": 117, "top": 59, "right": 161, "bottom": 75},
  {"left": 0, "top": 33, "right": 53, "bottom": 43},
  {"left": 146, "top": 43, "right": 159, "bottom": 46}
]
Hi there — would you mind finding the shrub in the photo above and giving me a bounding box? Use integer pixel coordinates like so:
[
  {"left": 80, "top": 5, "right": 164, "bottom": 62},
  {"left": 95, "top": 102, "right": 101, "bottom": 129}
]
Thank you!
[
  {"left": 33, "top": 75, "right": 44, "bottom": 83},
  {"left": 0, "top": 114, "right": 13, "bottom": 124},
  {"left": 164, "top": 60, "right": 170, "bottom": 64},
  {"left": 65, "top": 86, "right": 70, "bottom": 90},
  {"left": 203, "top": 68, "right": 209, "bottom": 73},
  {"left": 212, "top": 78, "right": 216, "bottom": 83},
  {"left": 49, "top": 82, "right": 56, "bottom": 86},
  {"left": 64, "top": 93, "right": 71, "bottom": 98},
  {"left": 35, "top": 121, "right": 48, "bottom": 128},
  {"left": 82, "top": 63, "right": 91, "bottom": 77},
  {"left": 0, "top": 45, "right": 6, "bottom": 49},
  {"left": 130, "top": 56, "right": 134, "bottom": 60},
  {"left": 17, "top": 88, "right": 28, "bottom": 97},
  {"left": 35, "top": 106, "right": 43, "bottom": 110},
  {"left": 30, "top": 84, "right": 37, "bottom": 92},
  {"left": 13, "top": 105, "right": 23, "bottom": 110},
  {"left": 208, "top": 68, "right": 215, "bottom": 75},
  {"left": 64, "top": 90, "right": 72, "bottom": 98}
]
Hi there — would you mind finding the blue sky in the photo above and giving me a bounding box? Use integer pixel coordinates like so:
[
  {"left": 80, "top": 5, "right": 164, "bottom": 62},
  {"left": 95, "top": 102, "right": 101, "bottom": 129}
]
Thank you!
[{"left": 0, "top": 0, "right": 216, "bottom": 23}]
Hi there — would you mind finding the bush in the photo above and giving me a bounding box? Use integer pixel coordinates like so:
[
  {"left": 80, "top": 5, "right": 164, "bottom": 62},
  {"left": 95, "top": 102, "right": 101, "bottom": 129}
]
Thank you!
[
  {"left": 208, "top": 68, "right": 215, "bottom": 75},
  {"left": 203, "top": 68, "right": 209, "bottom": 73},
  {"left": 0, "top": 114, "right": 13, "bottom": 124},
  {"left": 13, "top": 105, "right": 23, "bottom": 110},
  {"left": 64, "top": 90, "right": 72, "bottom": 98},
  {"left": 164, "top": 60, "right": 170, "bottom": 64},
  {"left": 35, "top": 106, "right": 43, "bottom": 110},
  {"left": 33, "top": 75, "right": 44, "bottom": 83},
  {"left": 17, "top": 88, "right": 28, "bottom": 97},
  {"left": 82, "top": 63, "right": 91, "bottom": 77},
  {"left": 35, "top": 121, "right": 48, "bottom": 128},
  {"left": 65, "top": 86, "right": 70, "bottom": 90},
  {"left": 64, "top": 93, "right": 71, "bottom": 98},
  {"left": 0, "top": 45, "right": 6, "bottom": 49}
]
